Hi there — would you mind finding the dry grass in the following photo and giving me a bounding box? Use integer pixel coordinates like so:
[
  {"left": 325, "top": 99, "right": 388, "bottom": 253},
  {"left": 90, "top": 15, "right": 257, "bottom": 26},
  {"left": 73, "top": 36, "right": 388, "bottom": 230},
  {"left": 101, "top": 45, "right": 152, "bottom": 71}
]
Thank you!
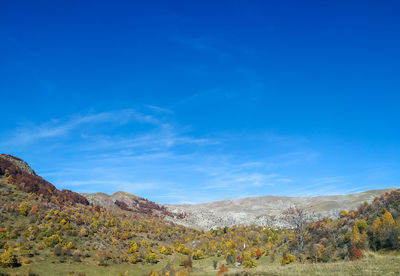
[
  {"left": 192, "top": 252, "right": 400, "bottom": 276},
  {"left": 1, "top": 252, "right": 400, "bottom": 276}
]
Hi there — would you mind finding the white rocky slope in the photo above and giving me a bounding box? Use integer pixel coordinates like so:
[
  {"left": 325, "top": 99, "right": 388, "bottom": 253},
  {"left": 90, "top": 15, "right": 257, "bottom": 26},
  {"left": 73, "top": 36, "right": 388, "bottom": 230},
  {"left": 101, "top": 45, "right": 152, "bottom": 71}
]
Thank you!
[{"left": 164, "top": 188, "right": 395, "bottom": 230}]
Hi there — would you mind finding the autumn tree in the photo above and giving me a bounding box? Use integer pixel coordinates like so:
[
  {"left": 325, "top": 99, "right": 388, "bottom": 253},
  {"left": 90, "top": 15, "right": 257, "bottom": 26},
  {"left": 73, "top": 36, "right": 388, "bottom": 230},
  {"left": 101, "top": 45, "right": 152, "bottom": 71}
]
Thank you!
[
  {"left": 280, "top": 253, "right": 295, "bottom": 265},
  {"left": 145, "top": 252, "right": 159, "bottom": 263},
  {"left": 283, "top": 206, "right": 313, "bottom": 253},
  {"left": 371, "top": 211, "right": 399, "bottom": 249},
  {"left": 242, "top": 250, "right": 257, "bottom": 268}
]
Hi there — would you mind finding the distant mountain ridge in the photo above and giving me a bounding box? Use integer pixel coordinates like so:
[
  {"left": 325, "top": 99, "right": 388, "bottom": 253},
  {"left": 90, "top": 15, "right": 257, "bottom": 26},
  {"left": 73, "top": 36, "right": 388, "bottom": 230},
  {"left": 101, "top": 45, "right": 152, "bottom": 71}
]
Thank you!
[
  {"left": 82, "top": 187, "right": 396, "bottom": 230},
  {"left": 163, "top": 189, "right": 395, "bottom": 229},
  {"left": 1, "top": 153, "right": 396, "bottom": 230}
]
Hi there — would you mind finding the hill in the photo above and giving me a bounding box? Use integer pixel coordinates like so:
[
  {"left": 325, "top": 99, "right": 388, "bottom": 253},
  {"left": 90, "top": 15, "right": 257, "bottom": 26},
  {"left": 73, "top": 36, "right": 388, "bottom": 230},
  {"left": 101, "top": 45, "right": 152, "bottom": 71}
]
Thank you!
[
  {"left": 82, "top": 191, "right": 184, "bottom": 219},
  {"left": 82, "top": 185, "right": 394, "bottom": 230},
  {"left": 1, "top": 154, "right": 400, "bottom": 276},
  {"left": 164, "top": 189, "right": 394, "bottom": 230}
]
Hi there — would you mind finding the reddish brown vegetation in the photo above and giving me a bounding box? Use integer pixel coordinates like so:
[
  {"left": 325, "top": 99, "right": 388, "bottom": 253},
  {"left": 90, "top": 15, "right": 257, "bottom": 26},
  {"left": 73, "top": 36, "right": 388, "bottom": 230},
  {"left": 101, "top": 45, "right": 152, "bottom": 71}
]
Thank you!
[
  {"left": 114, "top": 197, "right": 186, "bottom": 219},
  {"left": 217, "top": 264, "right": 228, "bottom": 276},
  {"left": 0, "top": 156, "right": 89, "bottom": 206},
  {"left": 351, "top": 246, "right": 362, "bottom": 260},
  {"left": 114, "top": 200, "right": 133, "bottom": 211}
]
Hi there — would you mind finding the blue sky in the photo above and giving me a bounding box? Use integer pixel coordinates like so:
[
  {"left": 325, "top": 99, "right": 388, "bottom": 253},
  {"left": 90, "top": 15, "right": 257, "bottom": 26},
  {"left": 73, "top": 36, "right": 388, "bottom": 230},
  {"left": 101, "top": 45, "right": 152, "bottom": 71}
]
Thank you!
[{"left": 1, "top": 1, "right": 400, "bottom": 203}]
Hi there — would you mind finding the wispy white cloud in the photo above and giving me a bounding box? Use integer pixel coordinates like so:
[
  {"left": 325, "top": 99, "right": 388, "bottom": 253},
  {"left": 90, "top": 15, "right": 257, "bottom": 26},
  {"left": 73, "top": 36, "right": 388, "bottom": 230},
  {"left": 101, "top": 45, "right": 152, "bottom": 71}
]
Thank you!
[
  {"left": 58, "top": 179, "right": 159, "bottom": 193},
  {"left": 1, "top": 106, "right": 327, "bottom": 203},
  {"left": 203, "top": 170, "right": 292, "bottom": 190},
  {"left": 2, "top": 109, "right": 155, "bottom": 146},
  {"left": 146, "top": 105, "right": 173, "bottom": 114}
]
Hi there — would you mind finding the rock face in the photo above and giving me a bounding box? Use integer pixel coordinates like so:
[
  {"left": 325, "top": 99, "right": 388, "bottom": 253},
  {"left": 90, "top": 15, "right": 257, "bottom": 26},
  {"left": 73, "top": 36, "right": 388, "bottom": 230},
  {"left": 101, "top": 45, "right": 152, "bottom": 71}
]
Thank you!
[
  {"left": 0, "top": 154, "right": 36, "bottom": 175},
  {"left": 164, "top": 189, "right": 396, "bottom": 230}
]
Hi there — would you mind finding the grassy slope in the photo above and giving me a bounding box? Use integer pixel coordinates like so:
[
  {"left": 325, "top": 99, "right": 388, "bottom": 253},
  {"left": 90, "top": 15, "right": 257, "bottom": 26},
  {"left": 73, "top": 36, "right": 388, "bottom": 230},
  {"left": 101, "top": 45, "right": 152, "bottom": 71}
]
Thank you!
[{"left": 1, "top": 252, "right": 400, "bottom": 276}]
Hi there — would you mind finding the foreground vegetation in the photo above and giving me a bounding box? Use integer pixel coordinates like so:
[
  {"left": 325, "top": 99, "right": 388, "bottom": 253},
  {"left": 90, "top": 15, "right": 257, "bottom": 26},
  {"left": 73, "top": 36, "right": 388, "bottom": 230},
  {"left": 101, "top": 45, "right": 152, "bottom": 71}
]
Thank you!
[
  {"left": 1, "top": 154, "right": 400, "bottom": 275},
  {"left": 1, "top": 251, "right": 400, "bottom": 275}
]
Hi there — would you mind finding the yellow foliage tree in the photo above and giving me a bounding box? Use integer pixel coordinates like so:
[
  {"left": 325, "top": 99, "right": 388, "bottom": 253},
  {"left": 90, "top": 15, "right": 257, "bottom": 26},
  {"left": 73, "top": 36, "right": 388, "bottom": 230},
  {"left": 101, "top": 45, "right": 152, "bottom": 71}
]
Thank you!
[
  {"left": 129, "top": 240, "right": 138, "bottom": 253},
  {"left": 352, "top": 225, "right": 360, "bottom": 245},
  {"left": 382, "top": 211, "right": 395, "bottom": 227},
  {"left": 242, "top": 250, "right": 258, "bottom": 268},
  {"left": 19, "top": 202, "right": 31, "bottom": 216},
  {"left": 280, "top": 253, "right": 295, "bottom": 265}
]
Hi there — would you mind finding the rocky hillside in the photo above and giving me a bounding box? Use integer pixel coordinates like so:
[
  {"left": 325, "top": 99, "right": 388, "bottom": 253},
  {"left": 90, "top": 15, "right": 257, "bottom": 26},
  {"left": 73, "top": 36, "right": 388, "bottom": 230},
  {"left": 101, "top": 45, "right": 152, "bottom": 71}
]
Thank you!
[
  {"left": 0, "top": 154, "right": 36, "bottom": 175},
  {"left": 0, "top": 154, "right": 89, "bottom": 206},
  {"left": 82, "top": 191, "right": 185, "bottom": 219},
  {"left": 83, "top": 186, "right": 395, "bottom": 230},
  {"left": 164, "top": 189, "right": 395, "bottom": 230},
  {"left": 2, "top": 153, "right": 396, "bottom": 231}
]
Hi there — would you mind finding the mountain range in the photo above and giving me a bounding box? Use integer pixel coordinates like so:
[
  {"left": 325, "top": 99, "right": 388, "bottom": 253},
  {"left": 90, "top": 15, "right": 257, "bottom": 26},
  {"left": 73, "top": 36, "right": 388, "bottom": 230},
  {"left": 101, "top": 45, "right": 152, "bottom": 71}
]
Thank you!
[
  {"left": 1, "top": 154, "right": 395, "bottom": 230},
  {"left": 83, "top": 188, "right": 393, "bottom": 230}
]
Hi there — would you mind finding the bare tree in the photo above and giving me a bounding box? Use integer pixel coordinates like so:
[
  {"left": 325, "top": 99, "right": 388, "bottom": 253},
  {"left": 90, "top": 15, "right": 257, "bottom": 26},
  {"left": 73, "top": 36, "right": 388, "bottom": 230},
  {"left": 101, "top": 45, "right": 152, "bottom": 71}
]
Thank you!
[{"left": 283, "top": 206, "right": 313, "bottom": 253}]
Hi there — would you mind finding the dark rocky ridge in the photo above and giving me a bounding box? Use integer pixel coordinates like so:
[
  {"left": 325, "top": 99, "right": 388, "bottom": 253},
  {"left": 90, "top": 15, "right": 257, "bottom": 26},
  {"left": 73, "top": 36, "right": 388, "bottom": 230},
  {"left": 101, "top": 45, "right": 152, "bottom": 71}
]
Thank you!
[
  {"left": 0, "top": 154, "right": 89, "bottom": 206},
  {"left": 0, "top": 154, "right": 36, "bottom": 175}
]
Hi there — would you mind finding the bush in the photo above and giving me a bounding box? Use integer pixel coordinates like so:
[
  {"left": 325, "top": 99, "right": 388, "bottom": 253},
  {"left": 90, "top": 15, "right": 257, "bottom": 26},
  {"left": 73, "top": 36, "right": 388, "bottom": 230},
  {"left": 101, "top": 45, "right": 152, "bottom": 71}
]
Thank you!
[
  {"left": 213, "top": 259, "right": 218, "bottom": 269},
  {"left": 242, "top": 251, "right": 257, "bottom": 268},
  {"left": 54, "top": 245, "right": 62, "bottom": 256},
  {"left": 79, "top": 228, "right": 89, "bottom": 237},
  {"left": 0, "top": 247, "right": 19, "bottom": 267},
  {"left": 145, "top": 252, "right": 159, "bottom": 264},
  {"left": 255, "top": 248, "right": 263, "bottom": 259},
  {"left": 350, "top": 246, "right": 362, "bottom": 260},
  {"left": 129, "top": 253, "right": 140, "bottom": 264},
  {"left": 19, "top": 202, "right": 32, "bottom": 216},
  {"left": 96, "top": 251, "right": 110, "bottom": 266},
  {"left": 59, "top": 255, "right": 66, "bottom": 263},
  {"left": 243, "top": 257, "right": 258, "bottom": 268},
  {"left": 192, "top": 249, "right": 205, "bottom": 260},
  {"left": 179, "top": 256, "right": 192, "bottom": 268},
  {"left": 217, "top": 264, "right": 228, "bottom": 276},
  {"left": 356, "top": 220, "right": 368, "bottom": 232},
  {"left": 280, "top": 253, "right": 295, "bottom": 265},
  {"left": 44, "top": 234, "right": 62, "bottom": 247},
  {"left": 73, "top": 249, "right": 82, "bottom": 262}
]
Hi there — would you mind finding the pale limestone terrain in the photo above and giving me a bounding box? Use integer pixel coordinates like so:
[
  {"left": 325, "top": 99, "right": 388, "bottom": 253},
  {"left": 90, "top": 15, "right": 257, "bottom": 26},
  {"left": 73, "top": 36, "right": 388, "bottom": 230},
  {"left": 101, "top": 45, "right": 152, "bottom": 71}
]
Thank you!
[
  {"left": 83, "top": 188, "right": 395, "bottom": 230},
  {"left": 165, "top": 189, "right": 394, "bottom": 230}
]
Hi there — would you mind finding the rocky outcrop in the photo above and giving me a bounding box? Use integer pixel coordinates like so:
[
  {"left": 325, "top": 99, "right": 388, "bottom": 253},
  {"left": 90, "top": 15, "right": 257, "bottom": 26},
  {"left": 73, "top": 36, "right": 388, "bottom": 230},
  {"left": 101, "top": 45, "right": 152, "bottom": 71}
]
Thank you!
[{"left": 0, "top": 154, "right": 36, "bottom": 175}]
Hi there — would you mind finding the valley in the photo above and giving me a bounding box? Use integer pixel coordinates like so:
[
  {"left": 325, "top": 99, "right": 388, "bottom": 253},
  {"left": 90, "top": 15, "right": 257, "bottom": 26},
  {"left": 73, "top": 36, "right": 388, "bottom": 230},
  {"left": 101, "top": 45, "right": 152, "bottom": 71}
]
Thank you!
[{"left": 1, "top": 154, "right": 400, "bottom": 276}]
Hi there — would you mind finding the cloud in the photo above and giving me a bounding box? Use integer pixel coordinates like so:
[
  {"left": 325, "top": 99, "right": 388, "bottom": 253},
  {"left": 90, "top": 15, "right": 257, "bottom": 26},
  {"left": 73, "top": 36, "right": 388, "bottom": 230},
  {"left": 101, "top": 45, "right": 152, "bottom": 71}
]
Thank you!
[
  {"left": 1, "top": 106, "right": 325, "bottom": 203},
  {"left": 146, "top": 105, "right": 173, "bottom": 114},
  {"left": 2, "top": 109, "right": 153, "bottom": 146},
  {"left": 57, "top": 179, "right": 159, "bottom": 192},
  {"left": 203, "top": 170, "right": 292, "bottom": 190}
]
